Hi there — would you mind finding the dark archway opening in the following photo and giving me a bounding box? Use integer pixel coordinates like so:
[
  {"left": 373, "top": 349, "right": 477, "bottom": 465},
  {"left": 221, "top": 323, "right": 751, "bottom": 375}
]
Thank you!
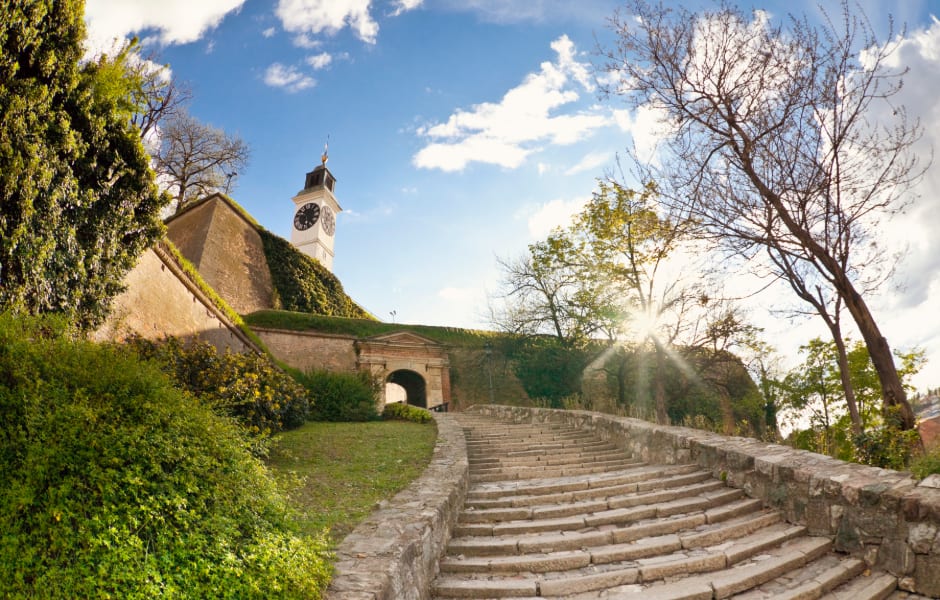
[{"left": 387, "top": 369, "right": 427, "bottom": 408}]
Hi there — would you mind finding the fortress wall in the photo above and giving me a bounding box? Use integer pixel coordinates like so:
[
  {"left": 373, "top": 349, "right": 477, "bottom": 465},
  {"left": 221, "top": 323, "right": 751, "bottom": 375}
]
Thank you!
[
  {"left": 93, "top": 245, "right": 257, "bottom": 353},
  {"left": 469, "top": 404, "right": 940, "bottom": 597},
  {"left": 166, "top": 195, "right": 276, "bottom": 315},
  {"left": 252, "top": 327, "right": 358, "bottom": 373}
]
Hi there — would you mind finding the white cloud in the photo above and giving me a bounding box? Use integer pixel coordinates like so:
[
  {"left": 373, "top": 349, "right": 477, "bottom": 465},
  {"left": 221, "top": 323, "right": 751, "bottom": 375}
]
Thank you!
[
  {"left": 306, "top": 52, "right": 333, "bottom": 70},
  {"left": 390, "top": 0, "right": 424, "bottom": 17},
  {"left": 262, "top": 26, "right": 277, "bottom": 38},
  {"left": 276, "top": 0, "right": 378, "bottom": 45},
  {"left": 537, "top": 162, "right": 550, "bottom": 175},
  {"left": 413, "top": 35, "right": 610, "bottom": 172},
  {"left": 84, "top": 0, "right": 245, "bottom": 48},
  {"left": 438, "top": 286, "right": 477, "bottom": 301},
  {"left": 564, "top": 151, "right": 610, "bottom": 176},
  {"left": 523, "top": 196, "right": 590, "bottom": 239},
  {"left": 263, "top": 63, "right": 316, "bottom": 92}
]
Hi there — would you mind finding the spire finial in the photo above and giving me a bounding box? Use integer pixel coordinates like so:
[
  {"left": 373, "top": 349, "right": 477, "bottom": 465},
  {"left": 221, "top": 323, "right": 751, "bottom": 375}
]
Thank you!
[{"left": 321, "top": 135, "right": 330, "bottom": 166}]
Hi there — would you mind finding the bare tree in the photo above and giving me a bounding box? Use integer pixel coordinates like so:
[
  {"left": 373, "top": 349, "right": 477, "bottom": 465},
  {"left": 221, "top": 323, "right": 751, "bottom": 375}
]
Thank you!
[
  {"left": 128, "top": 57, "right": 191, "bottom": 143},
  {"left": 154, "top": 111, "right": 250, "bottom": 212},
  {"left": 599, "top": 1, "right": 926, "bottom": 428}
]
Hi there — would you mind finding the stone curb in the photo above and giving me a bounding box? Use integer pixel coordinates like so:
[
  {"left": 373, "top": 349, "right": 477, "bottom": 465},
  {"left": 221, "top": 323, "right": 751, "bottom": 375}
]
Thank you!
[
  {"left": 324, "top": 413, "right": 469, "bottom": 600},
  {"left": 467, "top": 404, "right": 940, "bottom": 597}
]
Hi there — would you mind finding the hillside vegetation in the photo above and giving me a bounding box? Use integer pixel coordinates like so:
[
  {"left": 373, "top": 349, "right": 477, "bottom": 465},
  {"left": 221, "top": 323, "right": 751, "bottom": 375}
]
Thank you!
[{"left": 0, "top": 315, "right": 331, "bottom": 598}]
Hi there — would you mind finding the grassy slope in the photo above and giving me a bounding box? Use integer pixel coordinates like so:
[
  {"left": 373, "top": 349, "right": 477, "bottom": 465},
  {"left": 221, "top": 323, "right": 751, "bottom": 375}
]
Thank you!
[
  {"left": 245, "top": 308, "right": 505, "bottom": 348},
  {"left": 267, "top": 420, "right": 438, "bottom": 540}
]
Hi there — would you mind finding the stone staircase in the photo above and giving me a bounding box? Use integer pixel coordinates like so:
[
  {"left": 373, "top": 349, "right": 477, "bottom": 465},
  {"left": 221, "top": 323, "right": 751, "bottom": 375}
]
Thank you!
[{"left": 429, "top": 413, "right": 918, "bottom": 600}]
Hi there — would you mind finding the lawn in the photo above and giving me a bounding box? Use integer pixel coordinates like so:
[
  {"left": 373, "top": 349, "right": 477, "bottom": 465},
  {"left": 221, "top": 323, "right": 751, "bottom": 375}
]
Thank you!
[{"left": 267, "top": 420, "right": 438, "bottom": 541}]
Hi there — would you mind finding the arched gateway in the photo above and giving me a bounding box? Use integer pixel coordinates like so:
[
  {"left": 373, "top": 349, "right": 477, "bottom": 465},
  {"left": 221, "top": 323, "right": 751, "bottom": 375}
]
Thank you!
[{"left": 356, "top": 331, "right": 451, "bottom": 411}]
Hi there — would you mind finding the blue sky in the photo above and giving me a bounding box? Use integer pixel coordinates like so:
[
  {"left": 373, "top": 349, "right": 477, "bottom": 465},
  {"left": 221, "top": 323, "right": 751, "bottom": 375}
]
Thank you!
[{"left": 83, "top": 1, "right": 940, "bottom": 390}]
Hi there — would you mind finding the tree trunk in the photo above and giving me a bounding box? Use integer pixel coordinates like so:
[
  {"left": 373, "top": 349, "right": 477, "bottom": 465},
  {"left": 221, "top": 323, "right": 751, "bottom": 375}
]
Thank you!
[
  {"left": 823, "top": 318, "right": 863, "bottom": 436},
  {"left": 653, "top": 341, "right": 668, "bottom": 425},
  {"left": 840, "top": 286, "right": 916, "bottom": 429}
]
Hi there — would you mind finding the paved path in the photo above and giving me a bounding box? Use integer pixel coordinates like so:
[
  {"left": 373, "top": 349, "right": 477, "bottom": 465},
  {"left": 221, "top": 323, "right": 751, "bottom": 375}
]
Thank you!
[{"left": 429, "top": 413, "right": 924, "bottom": 600}]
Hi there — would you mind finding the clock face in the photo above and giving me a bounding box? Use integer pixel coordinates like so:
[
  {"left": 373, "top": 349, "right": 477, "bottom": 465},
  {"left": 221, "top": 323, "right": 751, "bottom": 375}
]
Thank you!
[
  {"left": 293, "top": 202, "right": 320, "bottom": 231},
  {"left": 321, "top": 206, "right": 336, "bottom": 236}
]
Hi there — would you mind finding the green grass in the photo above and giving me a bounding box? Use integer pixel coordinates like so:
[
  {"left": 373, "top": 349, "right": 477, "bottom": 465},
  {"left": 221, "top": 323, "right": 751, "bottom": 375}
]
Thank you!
[
  {"left": 246, "top": 308, "right": 506, "bottom": 348},
  {"left": 267, "top": 420, "right": 438, "bottom": 541}
]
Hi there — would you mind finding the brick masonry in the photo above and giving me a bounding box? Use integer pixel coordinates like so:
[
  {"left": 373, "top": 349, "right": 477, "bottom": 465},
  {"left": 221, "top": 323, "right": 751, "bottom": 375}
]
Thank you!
[{"left": 467, "top": 404, "right": 940, "bottom": 597}]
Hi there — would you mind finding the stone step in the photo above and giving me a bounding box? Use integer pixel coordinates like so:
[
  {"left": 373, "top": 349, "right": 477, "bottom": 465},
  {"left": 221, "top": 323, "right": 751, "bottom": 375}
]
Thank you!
[
  {"left": 466, "top": 464, "right": 704, "bottom": 501},
  {"left": 432, "top": 533, "right": 831, "bottom": 598},
  {"left": 459, "top": 478, "right": 732, "bottom": 524},
  {"left": 448, "top": 498, "right": 770, "bottom": 557},
  {"left": 470, "top": 459, "right": 644, "bottom": 483},
  {"left": 469, "top": 448, "right": 628, "bottom": 468},
  {"left": 822, "top": 572, "right": 897, "bottom": 599},
  {"left": 454, "top": 487, "right": 745, "bottom": 537},
  {"left": 466, "top": 465, "right": 706, "bottom": 509},
  {"left": 442, "top": 517, "right": 796, "bottom": 574}
]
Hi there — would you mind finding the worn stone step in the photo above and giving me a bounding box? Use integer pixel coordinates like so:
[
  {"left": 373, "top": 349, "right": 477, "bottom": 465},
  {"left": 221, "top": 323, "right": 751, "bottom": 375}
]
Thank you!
[
  {"left": 443, "top": 514, "right": 790, "bottom": 575},
  {"left": 466, "top": 465, "right": 708, "bottom": 509},
  {"left": 469, "top": 449, "right": 628, "bottom": 469},
  {"left": 470, "top": 460, "right": 643, "bottom": 483},
  {"left": 466, "top": 464, "right": 699, "bottom": 501},
  {"left": 823, "top": 571, "right": 897, "bottom": 599},
  {"left": 437, "top": 531, "right": 828, "bottom": 598},
  {"left": 453, "top": 486, "right": 747, "bottom": 537},
  {"left": 734, "top": 555, "right": 867, "bottom": 599}
]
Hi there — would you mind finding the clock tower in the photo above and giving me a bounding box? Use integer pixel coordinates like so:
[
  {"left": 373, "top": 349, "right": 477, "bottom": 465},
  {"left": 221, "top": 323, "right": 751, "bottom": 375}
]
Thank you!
[{"left": 290, "top": 149, "right": 341, "bottom": 271}]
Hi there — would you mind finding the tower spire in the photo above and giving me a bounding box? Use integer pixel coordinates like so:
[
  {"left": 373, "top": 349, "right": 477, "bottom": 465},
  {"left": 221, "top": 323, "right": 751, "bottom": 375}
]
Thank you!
[{"left": 321, "top": 135, "right": 329, "bottom": 166}]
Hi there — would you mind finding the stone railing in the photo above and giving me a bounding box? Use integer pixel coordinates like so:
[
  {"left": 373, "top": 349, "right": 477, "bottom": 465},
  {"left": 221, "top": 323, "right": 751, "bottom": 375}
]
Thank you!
[
  {"left": 468, "top": 404, "right": 940, "bottom": 597},
  {"left": 325, "top": 413, "right": 469, "bottom": 600}
]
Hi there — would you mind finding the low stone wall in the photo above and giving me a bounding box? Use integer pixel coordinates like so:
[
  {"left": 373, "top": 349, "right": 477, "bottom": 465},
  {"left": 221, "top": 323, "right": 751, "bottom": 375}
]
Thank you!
[
  {"left": 325, "top": 413, "right": 469, "bottom": 600},
  {"left": 468, "top": 404, "right": 940, "bottom": 597}
]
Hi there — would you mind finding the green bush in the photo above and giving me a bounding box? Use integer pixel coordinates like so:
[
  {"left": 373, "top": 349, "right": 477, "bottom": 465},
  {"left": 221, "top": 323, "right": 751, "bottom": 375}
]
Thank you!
[
  {"left": 127, "top": 336, "right": 309, "bottom": 435},
  {"left": 298, "top": 369, "right": 379, "bottom": 422},
  {"left": 0, "top": 314, "right": 331, "bottom": 598},
  {"left": 382, "top": 402, "right": 433, "bottom": 423}
]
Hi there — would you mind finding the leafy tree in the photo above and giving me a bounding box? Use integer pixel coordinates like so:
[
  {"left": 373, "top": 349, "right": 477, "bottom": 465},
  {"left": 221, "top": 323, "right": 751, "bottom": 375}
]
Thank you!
[
  {"left": 154, "top": 109, "right": 250, "bottom": 212},
  {"left": 599, "top": 1, "right": 923, "bottom": 429},
  {"left": 782, "top": 336, "right": 924, "bottom": 464},
  {"left": 0, "top": 0, "right": 167, "bottom": 329}
]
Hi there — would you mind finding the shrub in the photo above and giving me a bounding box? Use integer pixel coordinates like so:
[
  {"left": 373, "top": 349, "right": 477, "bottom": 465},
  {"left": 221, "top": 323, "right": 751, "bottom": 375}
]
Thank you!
[
  {"left": 382, "top": 402, "right": 433, "bottom": 423},
  {"left": 127, "top": 336, "right": 309, "bottom": 435},
  {"left": 298, "top": 369, "right": 379, "bottom": 422},
  {"left": 0, "top": 314, "right": 331, "bottom": 598}
]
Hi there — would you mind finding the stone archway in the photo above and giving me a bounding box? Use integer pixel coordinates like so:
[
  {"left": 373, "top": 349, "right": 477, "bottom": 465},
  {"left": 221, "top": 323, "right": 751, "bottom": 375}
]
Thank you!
[
  {"left": 386, "top": 369, "right": 428, "bottom": 408},
  {"left": 356, "top": 331, "right": 451, "bottom": 410}
]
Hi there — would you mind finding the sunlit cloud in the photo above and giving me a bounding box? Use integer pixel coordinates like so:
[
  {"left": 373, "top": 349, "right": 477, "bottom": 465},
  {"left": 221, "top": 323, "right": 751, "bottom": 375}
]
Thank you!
[
  {"left": 276, "top": 0, "right": 378, "bottom": 45},
  {"left": 564, "top": 151, "right": 610, "bottom": 176},
  {"left": 413, "top": 35, "right": 610, "bottom": 172},
  {"left": 263, "top": 63, "right": 316, "bottom": 92},
  {"left": 390, "top": 0, "right": 424, "bottom": 17},
  {"left": 306, "top": 52, "right": 332, "bottom": 70},
  {"left": 523, "top": 196, "right": 590, "bottom": 238},
  {"left": 84, "top": 0, "right": 246, "bottom": 48}
]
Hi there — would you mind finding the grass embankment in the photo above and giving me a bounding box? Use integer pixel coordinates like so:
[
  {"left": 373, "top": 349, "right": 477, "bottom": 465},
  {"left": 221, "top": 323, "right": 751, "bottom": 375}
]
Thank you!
[
  {"left": 268, "top": 420, "right": 438, "bottom": 540},
  {"left": 246, "top": 309, "right": 502, "bottom": 348}
]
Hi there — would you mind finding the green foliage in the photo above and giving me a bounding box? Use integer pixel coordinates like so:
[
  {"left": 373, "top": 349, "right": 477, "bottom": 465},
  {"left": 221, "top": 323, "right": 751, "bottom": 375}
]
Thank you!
[
  {"left": 910, "top": 445, "right": 940, "bottom": 480},
  {"left": 498, "top": 336, "right": 595, "bottom": 406},
  {"left": 246, "top": 309, "right": 499, "bottom": 348},
  {"left": 297, "top": 369, "right": 380, "bottom": 422},
  {"left": 382, "top": 402, "right": 433, "bottom": 423},
  {"left": 782, "top": 338, "right": 925, "bottom": 468},
  {"left": 257, "top": 230, "right": 373, "bottom": 319},
  {"left": 604, "top": 344, "right": 766, "bottom": 436},
  {"left": 0, "top": 1, "right": 168, "bottom": 329},
  {"left": 127, "top": 336, "right": 309, "bottom": 436},
  {"left": 852, "top": 407, "right": 921, "bottom": 470},
  {"left": 0, "top": 314, "right": 330, "bottom": 598}
]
